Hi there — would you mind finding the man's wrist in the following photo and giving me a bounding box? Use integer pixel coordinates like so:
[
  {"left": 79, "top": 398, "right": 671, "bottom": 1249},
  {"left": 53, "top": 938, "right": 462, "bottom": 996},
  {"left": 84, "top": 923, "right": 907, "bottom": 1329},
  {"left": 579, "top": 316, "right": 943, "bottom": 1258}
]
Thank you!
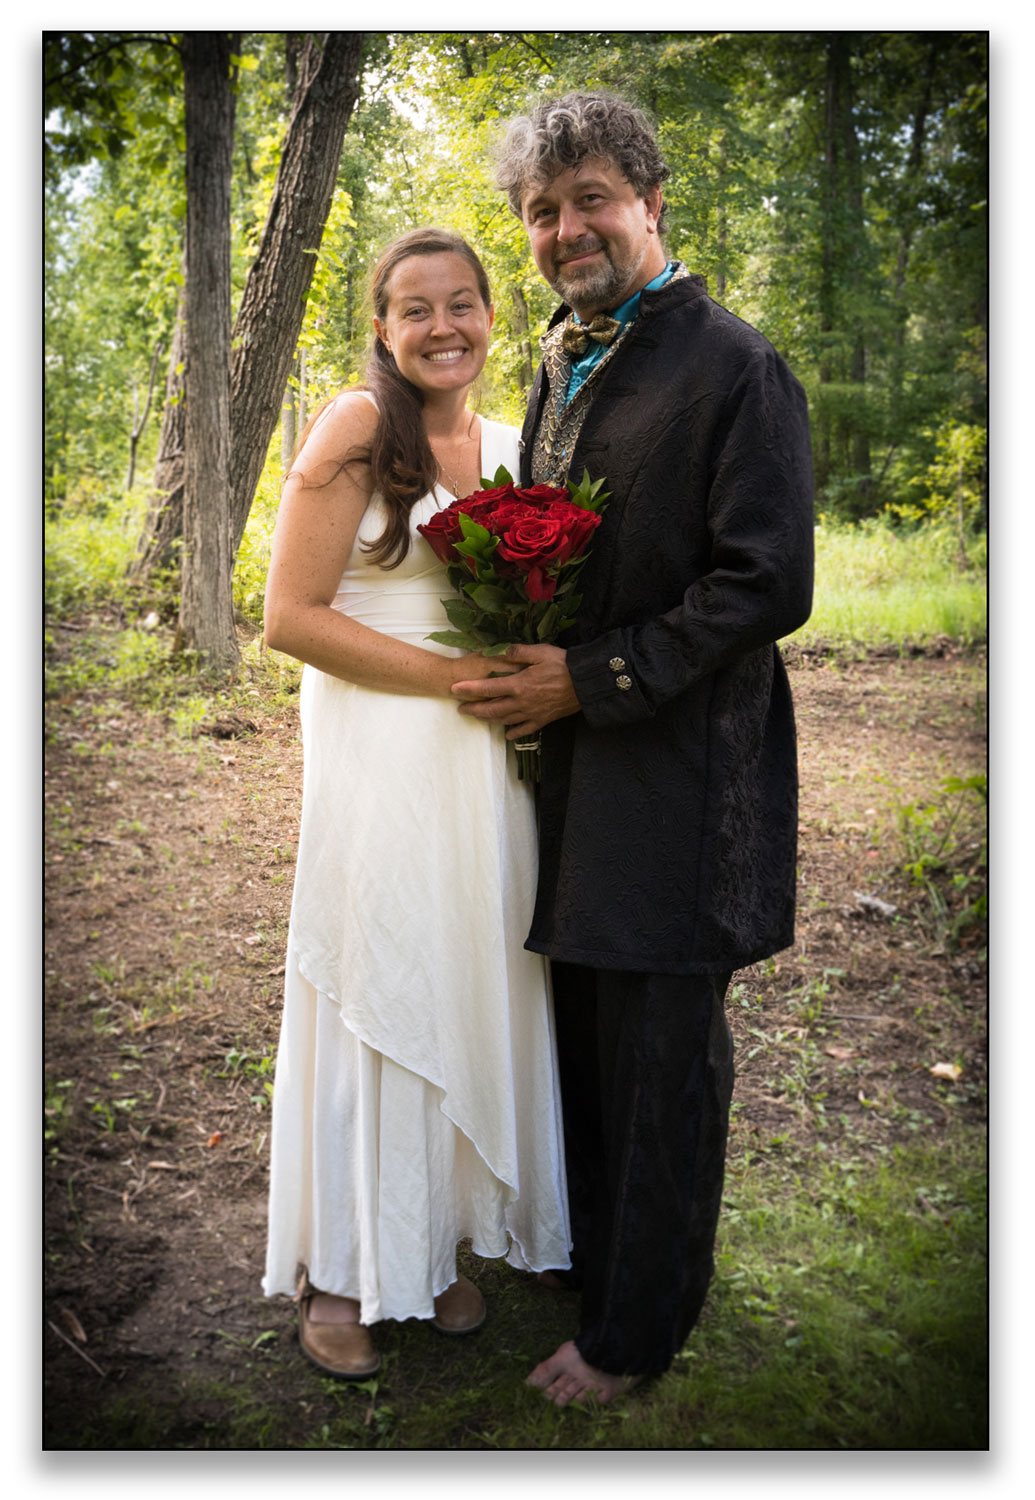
[{"left": 566, "top": 635, "right": 652, "bottom": 727}]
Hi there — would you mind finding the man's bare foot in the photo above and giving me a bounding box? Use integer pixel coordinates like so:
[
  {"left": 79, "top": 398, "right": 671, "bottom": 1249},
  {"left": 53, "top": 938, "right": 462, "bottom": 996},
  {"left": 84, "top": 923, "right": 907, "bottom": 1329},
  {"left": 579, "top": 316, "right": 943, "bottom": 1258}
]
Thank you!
[
  {"left": 526, "top": 1339, "right": 641, "bottom": 1408},
  {"left": 307, "top": 1292, "right": 361, "bottom": 1324},
  {"left": 536, "top": 1270, "right": 569, "bottom": 1291}
]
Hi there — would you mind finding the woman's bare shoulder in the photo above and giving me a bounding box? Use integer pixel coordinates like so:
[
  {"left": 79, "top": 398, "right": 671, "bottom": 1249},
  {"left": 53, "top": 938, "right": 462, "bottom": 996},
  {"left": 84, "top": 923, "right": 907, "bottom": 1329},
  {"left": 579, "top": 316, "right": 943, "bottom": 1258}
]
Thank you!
[
  {"left": 293, "top": 390, "right": 379, "bottom": 479},
  {"left": 311, "top": 389, "right": 378, "bottom": 441}
]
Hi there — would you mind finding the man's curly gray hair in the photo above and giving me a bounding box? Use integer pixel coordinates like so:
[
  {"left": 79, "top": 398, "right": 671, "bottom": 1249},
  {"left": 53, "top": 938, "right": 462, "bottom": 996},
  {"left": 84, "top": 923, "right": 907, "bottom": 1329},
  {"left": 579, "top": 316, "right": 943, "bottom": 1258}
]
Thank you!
[{"left": 495, "top": 91, "right": 670, "bottom": 233}]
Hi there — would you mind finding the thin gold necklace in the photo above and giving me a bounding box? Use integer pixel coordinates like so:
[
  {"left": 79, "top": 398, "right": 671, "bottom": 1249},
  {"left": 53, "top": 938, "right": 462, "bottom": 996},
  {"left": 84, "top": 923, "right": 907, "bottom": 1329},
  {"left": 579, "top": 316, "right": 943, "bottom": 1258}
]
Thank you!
[{"left": 432, "top": 420, "right": 478, "bottom": 498}]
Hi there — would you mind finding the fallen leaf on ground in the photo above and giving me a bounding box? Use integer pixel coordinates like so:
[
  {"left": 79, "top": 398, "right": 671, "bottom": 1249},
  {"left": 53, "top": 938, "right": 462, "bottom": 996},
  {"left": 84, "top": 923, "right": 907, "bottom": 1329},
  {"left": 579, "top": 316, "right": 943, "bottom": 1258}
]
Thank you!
[
  {"left": 57, "top": 1306, "right": 87, "bottom": 1343},
  {"left": 825, "top": 1046, "right": 855, "bottom": 1061},
  {"left": 206, "top": 1131, "right": 223, "bottom": 1147},
  {"left": 929, "top": 1061, "right": 963, "bottom": 1082}
]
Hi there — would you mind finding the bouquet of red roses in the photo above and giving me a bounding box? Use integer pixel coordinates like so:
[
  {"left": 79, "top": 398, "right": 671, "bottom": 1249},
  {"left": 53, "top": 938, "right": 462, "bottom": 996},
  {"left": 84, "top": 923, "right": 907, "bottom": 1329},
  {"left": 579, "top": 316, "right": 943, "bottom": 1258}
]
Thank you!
[{"left": 417, "top": 466, "right": 608, "bottom": 780}]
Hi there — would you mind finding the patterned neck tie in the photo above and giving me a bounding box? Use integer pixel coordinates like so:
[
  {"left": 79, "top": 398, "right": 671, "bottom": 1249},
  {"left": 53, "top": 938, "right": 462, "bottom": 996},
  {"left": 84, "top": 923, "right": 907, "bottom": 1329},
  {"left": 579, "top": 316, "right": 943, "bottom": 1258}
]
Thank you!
[{"left": 561, "top": 314, "right": 622, "bottom": 357}]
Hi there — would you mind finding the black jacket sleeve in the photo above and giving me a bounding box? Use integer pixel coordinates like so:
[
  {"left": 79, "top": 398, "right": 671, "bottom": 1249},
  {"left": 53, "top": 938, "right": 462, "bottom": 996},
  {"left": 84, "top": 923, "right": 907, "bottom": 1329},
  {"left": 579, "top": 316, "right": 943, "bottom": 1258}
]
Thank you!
[{"left": 566, "top": 345, "right": 815, "bottom": 729}]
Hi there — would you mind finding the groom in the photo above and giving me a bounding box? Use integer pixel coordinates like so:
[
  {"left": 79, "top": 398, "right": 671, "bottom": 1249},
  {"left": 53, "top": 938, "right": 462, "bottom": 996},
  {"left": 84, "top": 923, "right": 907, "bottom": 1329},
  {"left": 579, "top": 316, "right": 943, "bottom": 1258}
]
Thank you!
[{"left": 454, "top": 91, "right": 815, "bottom": 1405}]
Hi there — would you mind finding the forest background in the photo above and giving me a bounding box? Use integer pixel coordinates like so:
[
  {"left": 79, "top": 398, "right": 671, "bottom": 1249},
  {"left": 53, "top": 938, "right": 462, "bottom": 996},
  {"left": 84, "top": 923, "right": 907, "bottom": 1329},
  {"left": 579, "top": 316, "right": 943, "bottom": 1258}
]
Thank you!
[
  {"left": 42, "top": 27, "right": 997, "bottom": 1456},
  {"left": 44, "top": 28, "right": 988, "bottom": 661}
]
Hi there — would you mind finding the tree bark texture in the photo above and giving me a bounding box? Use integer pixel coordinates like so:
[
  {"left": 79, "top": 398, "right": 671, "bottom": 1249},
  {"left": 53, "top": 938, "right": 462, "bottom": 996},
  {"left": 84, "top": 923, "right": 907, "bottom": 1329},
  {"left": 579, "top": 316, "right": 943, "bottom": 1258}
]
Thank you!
[
  {"left": 176, "top": 31, "right": 240, "bottom": 670},
  {"left": 510, "top": 284, "right": 535, "bottom": 392},
  {"left": 126, "top": 339, "right": 164, "bottom": 492},
  {"left": 136, "top": 31, "right": 363, "bottom": 581},
  {"left": 818, "top": 35, "right": 870, "bottom": 509},
  {"left": 228, "top": 31, "right": 364, "bottom": 553},
  {"left": 131, "top": 283, "right": 187, "bottom": 577}
]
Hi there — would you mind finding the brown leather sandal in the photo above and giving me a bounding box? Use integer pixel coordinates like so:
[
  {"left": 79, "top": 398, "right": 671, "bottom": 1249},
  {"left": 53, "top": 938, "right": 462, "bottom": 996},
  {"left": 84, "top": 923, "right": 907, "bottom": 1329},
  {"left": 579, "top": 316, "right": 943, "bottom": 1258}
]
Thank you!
[
  {"left": 430, "top": 1273, "right": 486, "bottom": 1335},
  {"left": 296, "top": 1274, "right": 381, "bottom": 1379}
]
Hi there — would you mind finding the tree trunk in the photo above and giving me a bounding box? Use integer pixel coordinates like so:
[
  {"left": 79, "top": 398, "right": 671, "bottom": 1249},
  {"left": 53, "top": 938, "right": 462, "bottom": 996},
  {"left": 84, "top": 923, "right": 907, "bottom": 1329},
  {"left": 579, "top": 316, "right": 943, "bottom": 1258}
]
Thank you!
[
  {"left": 135, "top": 31, "right": 364, "bottom": 580},
  {"left": 510, "top": 284, "right": 535, "bottom": 391},
  {"left": 126, "top": 340, "right": 163, "bottom": 491},
  {"left": 228, "top": 31, "right": 364, "bottom": 554},
  {"left": 955, "top": 450, "right": 970, "bottom": 572},
  {"left": 816, "top": 40, "right": 842, "bottom": 494},
  {"left": 818, "top": 35, "right": 871, "bottom": 512},
  {"left": 130, "top": 285, "right": 187, "bottom": 576},
  {"left": 889, "top": 40, "right": 938, "bottom": 417},
  {"left": 175, "top": 32, "right": 240, "bottom": 671}
]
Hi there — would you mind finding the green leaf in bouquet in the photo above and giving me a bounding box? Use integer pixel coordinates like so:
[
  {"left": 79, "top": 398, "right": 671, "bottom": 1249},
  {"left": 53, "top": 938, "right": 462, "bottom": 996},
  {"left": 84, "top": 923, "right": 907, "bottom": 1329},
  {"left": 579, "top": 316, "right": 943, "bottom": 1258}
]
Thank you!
[
  {"left": 536, "top": 602, "right": 561, "bottom": 640},
  {"left": 567, "top": 467, "right": 611, "bottom": 511},
  {"left": 479, "top": 642, "right": 514, "bottom": 657},
  {"left": 426, "top": 629, "right": 489, "bottom": 651},
  {"left": 454, "top": 541, "right": 498, "bottom": 579},
  {"left": 480, "top": 465, "right": 515, "bottom": 488},
  {"left": 442, "top": 598, "right": 480, "bottom": 632},
  {"left": 553, "top": 573, "right": 581, "bottom": 597},
  {"left": 470, "top": 583, "right": 510, "bottom": 613},
  {"left": 457, "top": 514, "right": 494, "bottom": 546}
]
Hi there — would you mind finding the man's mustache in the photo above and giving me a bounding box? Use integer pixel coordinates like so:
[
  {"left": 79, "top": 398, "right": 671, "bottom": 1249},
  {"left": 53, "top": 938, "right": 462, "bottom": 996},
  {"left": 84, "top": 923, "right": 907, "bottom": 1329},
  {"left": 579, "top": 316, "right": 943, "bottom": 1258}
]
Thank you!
[{"left": 556, "top": 239, "right": 606, "bottom": 266}]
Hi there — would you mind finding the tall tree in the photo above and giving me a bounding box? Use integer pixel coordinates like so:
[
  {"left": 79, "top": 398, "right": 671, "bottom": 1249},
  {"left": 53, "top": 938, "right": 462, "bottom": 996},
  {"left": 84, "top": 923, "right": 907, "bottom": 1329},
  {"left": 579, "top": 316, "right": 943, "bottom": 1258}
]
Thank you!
[
  {"left": 176, "top": 32, "right": 240, "bottom": 669},
  {"left": 133, "top": 31, "right": 364, "bottom": 576},
  {"left": 228, "top": 32, "right": 364, "bottom": 553}
]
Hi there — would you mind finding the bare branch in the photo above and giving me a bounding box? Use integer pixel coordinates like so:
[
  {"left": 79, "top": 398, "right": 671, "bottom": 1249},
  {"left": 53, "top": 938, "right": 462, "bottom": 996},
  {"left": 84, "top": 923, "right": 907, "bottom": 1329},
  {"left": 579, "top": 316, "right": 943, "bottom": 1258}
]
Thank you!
[
  {"left": 45, "top": 34, "right": 179, "bottom": 92},
  {"left": 507, "top": 33, "right": 554, "bottom": 73}
]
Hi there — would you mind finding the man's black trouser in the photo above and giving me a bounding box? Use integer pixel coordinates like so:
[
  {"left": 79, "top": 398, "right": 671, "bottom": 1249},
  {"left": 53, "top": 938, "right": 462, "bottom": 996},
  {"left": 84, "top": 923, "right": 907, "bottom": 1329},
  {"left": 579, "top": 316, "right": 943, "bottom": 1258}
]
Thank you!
[{"left": 549, "top": 962, "right": 735, "bottom": 1377}]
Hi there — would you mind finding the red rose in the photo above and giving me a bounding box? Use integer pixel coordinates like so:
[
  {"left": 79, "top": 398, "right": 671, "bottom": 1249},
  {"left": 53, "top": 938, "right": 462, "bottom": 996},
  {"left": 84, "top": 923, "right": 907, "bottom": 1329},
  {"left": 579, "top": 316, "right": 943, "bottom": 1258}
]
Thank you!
[
  {"left": 496, "top": 504, "right": 602, "bottom": 574},
  {"left": 462, "top": 484, "right": 517, "bottom": 508},
  {"left": 515, "top": 484, "right": 569, "bottom": 507},
  {"left": 416, "top": 507, "right": 464, "bottom": 563},
  {"left": 542, "top": 500, "right": 602, "bottom": 555},
  {"left": 496, "top": 515, "right": 572, "bottom": 570},
  {"left": 525, "top": 564, "right": 557, "bottom": 602},
  {"left": 460, "top": 497, "right": 536, "bottom": 533},
  {"left": 481, "top": 500, "right": 541, "bottom": 532}
]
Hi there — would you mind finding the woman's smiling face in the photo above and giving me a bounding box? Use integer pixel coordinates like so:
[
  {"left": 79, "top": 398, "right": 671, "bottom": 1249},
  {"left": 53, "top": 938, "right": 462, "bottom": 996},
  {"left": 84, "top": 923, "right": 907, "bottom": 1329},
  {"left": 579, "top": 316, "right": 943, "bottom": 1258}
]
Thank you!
[{"left": 374, "top": 252, "right": 494, "bottom": 397}]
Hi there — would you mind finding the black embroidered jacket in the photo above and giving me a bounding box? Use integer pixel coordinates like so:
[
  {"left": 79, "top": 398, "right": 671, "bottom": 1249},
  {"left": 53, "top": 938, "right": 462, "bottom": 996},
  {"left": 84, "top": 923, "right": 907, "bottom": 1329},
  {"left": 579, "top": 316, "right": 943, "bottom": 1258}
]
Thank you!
[{"left": 519, "top": 273, "right": 815, "bottom": 974}]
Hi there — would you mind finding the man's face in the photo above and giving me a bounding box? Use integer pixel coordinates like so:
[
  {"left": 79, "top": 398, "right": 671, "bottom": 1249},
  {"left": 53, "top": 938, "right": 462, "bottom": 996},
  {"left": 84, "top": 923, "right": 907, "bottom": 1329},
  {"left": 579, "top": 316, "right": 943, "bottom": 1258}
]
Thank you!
[{"left": 520, "top": 157, "right": 666, "bottom": 320}]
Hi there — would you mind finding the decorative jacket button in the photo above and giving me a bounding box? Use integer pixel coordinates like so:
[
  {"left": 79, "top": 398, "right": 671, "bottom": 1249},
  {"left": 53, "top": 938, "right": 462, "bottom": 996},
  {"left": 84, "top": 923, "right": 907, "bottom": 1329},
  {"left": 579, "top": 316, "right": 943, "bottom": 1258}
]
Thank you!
[
  {"left": 609, "top": 657, "right": 626, "bottom": 671},
  {"left": 615, "top": 674, "right": 632, "bottom": 691}
]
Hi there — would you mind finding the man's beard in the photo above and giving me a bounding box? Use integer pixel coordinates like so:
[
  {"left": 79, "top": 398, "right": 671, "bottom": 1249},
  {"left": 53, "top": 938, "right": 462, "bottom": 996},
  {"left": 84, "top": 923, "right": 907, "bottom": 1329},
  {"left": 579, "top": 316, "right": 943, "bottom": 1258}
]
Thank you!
[{"left": 550, "top": 238, "right": 646, "bottom": 319}]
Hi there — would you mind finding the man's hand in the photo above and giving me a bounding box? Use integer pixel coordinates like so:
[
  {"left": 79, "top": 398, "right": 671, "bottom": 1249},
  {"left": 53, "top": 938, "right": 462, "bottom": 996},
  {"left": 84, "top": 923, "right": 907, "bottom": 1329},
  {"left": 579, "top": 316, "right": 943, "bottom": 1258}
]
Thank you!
[{"left": 452, "top": 643, "right": 580, "bottom": 739}]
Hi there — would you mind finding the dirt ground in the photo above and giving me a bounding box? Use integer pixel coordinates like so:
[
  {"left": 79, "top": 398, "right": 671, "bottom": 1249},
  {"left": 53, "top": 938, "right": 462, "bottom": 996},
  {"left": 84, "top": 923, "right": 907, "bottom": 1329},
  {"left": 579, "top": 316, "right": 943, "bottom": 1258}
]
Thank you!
[{"left": 43, "top": 632, "right": 987, "bottom": 1449}]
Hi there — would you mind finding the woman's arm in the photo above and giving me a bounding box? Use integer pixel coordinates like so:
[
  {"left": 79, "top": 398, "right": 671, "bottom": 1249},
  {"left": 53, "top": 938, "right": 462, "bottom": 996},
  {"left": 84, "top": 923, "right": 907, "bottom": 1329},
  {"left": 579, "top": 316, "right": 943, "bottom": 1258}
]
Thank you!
[{"left": 263, "top": 394, "right": 505, "bottom": 697}]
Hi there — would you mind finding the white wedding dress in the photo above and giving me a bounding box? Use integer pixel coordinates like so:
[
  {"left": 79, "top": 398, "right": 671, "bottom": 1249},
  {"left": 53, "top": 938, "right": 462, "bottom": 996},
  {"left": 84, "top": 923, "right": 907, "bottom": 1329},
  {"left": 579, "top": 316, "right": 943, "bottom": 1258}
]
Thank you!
[{"left": 262, "top": 417, "right": 570, "bottom": 1323}]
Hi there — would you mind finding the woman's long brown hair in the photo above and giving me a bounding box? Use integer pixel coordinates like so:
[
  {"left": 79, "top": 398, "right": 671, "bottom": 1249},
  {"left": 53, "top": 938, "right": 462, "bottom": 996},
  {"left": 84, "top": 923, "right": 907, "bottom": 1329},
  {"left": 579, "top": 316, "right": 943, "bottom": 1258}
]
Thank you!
[{"left": 290, "top": 228, "right": 492, "bottom": 569}]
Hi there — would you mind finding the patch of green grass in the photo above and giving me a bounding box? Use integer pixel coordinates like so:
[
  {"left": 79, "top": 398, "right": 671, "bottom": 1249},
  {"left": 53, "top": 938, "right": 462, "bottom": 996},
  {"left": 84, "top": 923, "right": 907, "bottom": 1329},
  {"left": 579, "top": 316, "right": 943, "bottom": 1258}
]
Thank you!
[
  {"left": 45, "top": 487, "right": 151, "bottom": 619},
  {"left": 219, "top": 1043, "right": 277, "bottom": 1110},
  {"left": 45, "top": 1128, "right": 985, "bottom": 1449},
  {"left": 686, "top": 1134, "right": 987, "bottom": 1449},
  {"left": 788, "top": 519, "right": 986, "bottom": 651}
]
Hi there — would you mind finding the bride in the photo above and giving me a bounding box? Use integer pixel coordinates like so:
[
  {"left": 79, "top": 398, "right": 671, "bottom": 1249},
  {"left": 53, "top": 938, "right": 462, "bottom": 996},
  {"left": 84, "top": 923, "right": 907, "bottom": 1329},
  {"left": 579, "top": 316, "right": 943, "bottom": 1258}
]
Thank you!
[{"left": 261, "top": 227, "right": 570, "bottom": 1378}]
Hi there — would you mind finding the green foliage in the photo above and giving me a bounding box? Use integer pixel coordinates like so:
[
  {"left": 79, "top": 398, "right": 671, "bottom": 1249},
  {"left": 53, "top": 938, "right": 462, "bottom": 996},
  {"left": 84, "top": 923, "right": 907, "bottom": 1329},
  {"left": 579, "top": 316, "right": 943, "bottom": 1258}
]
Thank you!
[
  {"left": 891, "top": 774, "right": 987, "bottom": 950},
  {"left": 890, "top": 422, "right": 987, "bottom": 530},
  {"left": 46, "top": 29, "right": 987, "bottom": 653},
  {"left": 234, "top": 458, "right": 282, "bottom": 628},
  {"left": 790, "top": 517, "right": 986, "bottom": 651},
  {"left": 44, "top": 485, "right": 152, "bottom": 618}
]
